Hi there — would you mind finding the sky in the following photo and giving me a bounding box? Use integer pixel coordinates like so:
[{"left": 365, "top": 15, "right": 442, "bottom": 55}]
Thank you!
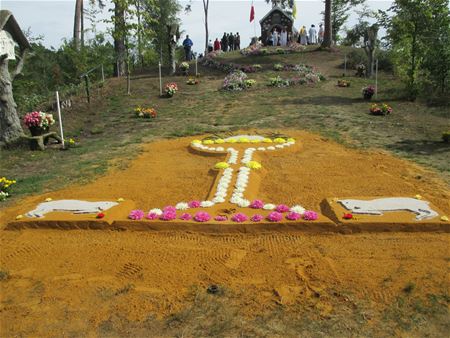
[{"left": 1, "top": 0, "right": 392, "bottom": 54}]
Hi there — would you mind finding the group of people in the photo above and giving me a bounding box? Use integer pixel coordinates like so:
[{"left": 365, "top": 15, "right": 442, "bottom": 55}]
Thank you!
[
  {"left": 211, "top": 32, "right": 241, "bottom": 52},
  {"left": 298, "top": 24, "right": 324, "bottom": 45},
  {"left": 265, "top": 24, "right": 325, "bottom": 47}
]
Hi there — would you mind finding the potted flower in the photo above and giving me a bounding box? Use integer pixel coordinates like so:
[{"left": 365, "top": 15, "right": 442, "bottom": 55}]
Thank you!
[
  {"left": 134, "top": 106, "right": 157, "bottom": 118},
  {"left": 164, "top": 82, "right": 178, "bottom": 97},
  {"left": 179, "top": 62, "right": 190, "bottom": 75},
  {"left": 369, "top": 103, "right": 392, "bottom": 115},
  {"left": 362, "top": 85, "right": 375, "bottom": 100},
  {"left": 23, "top": 111, "right": 55, "bottom": 136},
  {"left": 186, "top": 78, "right": 199, "bottom": 85},
  {"left": 337, "top": 79, "right": 350, "bottom": 87}
]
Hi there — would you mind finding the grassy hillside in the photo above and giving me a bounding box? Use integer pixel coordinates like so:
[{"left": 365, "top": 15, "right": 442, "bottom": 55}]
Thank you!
[{"left": 1, "top": 46, "right": 449, "bottom": 202}]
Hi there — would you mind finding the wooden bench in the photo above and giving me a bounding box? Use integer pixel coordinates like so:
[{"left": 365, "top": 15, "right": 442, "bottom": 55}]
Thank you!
[{"left": 23, "top": 132, "right": 63, "bottom": 150}]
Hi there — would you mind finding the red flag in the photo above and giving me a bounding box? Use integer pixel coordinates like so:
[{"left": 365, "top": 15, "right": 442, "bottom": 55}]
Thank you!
[{"left": 250, "top": 3, "right": 255, "bottom": 22}]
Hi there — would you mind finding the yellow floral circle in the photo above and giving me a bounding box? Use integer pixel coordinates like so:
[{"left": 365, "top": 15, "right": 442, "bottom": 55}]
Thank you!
[
  {"left": 274, "top": 137, "right": 286, "bottom": 143},
  {"left": 228, "top": 138, "right": 237, "bottom": 143},
  {"left": 215, "top": 139, "right": 225, "bottom": 144},
  {"left": 191, "top": 140, "right": 201, "bottom": 144},
  {"left": 238, "top": 137, "right": 250, "bottom": 143},
  {"left": 287, "top": 138, "right": 295, "bottom": 142},
  {"left": 262, "top": 138, "right": 273, "bottom": 143},
  {"left": 203, "top": 140, "right": 215, "bottom": 145}
]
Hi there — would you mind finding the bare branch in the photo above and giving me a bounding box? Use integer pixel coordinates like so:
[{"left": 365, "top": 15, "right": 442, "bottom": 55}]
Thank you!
[{"left": 12, "top": 49, "right": 28, "bottom": 81}]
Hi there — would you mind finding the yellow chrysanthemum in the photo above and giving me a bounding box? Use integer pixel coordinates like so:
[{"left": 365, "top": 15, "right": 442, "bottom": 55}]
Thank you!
[
  {"left": 274, "top": 138, "right": 286, "bottom": 143},
  {"left": 117, "top": 198, "right": 125, "bottom": 202},
  {"left": 440, "top": 216, "right": 448, "bottom": 222},
  {"left": 15, "top": 215, "right": 23, "bottom": 220},
  {"left": 191, "top": 140, "right": 202, "bottom": 144},
  {"left": 228, "top": 138, "right": 237, "bottom": 143},
  {"left": 238, "top": 137, "right": 250, "bottom": 143},
  {"left": 45, "top": 198, "right": 52, "bottom": 202},
  {"left": 414, "top": 194, "right": 422, "bottom": 200},
  {"left": 250, "top": 139, "right": 260, "bottom": 143},
  {"left": 214, "top": 162, "right": 230, "bottom": 169},
  {"left": 262, "top": 138, "right": 273, "bottom": 143},
  {"left": 287, "top": 138, "right": 295, "bottom": 143},
  {"left": 215, "top": 139, "right": 225, "bottom": 144},
  {"left": 203, "top": 140, "right": 215, "bottom": 145},
  {"left": 246, "top": 161, "right": 262, "bottom": 170}
]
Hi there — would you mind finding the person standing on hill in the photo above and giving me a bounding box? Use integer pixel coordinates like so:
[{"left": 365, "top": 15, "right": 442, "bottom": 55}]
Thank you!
[
  {"left": 280, "top": 27, "right": 288, "bottom": 46},
  {"left": 208, "top": 39, "right": 213, "bottom": 53},
  {"left": 182, "top": 34, "right": 193, "bottom": 60},
  {"left": 273, "top": 28, "right": 279, "bottom": 46},
  {"left": 228, "top": 32, "right": 234, "bottom": 51},
  {"left": 318, "top": 24, "right": 324, "bottom": 44},
  {"left": 234, "top": 32, "right": 241, "bottom": 50},
  {"left": 308, "top": 25, "right": 317, "bottom": 44},
  {"left": 299, "top": 26, "right": 307, "bottom": 45},
  {"left": 214, "top": 38, "right": 221, "bottom": 51},
  {"left": 221, "top": 33, "right": 228, "bottom": 52}
]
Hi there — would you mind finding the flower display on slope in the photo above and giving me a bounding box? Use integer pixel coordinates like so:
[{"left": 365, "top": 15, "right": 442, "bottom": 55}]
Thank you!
[
  {"left": 214, "top": 162, "right": 230, "bottom": 169},
  {"left": 214, "top": 215, "right": 228, "bottom": 221},
  {"left": 303, "top": 210, "right": 318, "bottom": 221},
  {"left": 286, "top": 212, "right": 301, "bottom": 220},
  {"left": 267, "top": 212, "right": 283, "bottom": 222},
  {"left": 180, "top": 213, "right": 192, "bottom": 221},
  {"left": 250, "top": 199, "right": 264, "bottom": 209},
  {"left": 129, "top": 209, "right": 145, "bottom": 220},
  {"left": 251, "top": 214, "right": 264, "bottom": 222},
  {"left": 276, "top": 204, "right": 290, "bottom": 213},
  {"left": 188, "top": 200, "right": 201, "bottom": 208},
  {"left": 231, "top": 213, "right": 248, "bottom": 222},
  {"left": 194, "top": 211, "right": 211, "bottom": 222},
  {"left": 146, "top": 212, "right": 159, "bottom": 220},
  {"left": 246, "top": 161, "right": 262, "bottom": 170}
]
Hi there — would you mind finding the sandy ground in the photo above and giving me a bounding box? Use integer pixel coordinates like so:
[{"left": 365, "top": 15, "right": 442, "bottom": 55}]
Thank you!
[{"left": 1, "top": 131, "right": 449, "bottom": 336}]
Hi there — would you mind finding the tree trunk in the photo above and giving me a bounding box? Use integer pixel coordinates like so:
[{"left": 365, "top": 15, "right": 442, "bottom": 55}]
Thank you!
[
  {"left": 203, "top": 0, "right": 209, "bottom": 55},
  {"left": 321, "top": 0, "right": 332, "bottom": 48},
  {"left": 73, "top": 0, "right": 82, "bottom": 50},
  {"left": 136, "top": 0, "right": 144, "bottom": 68},
  {"left": 114, "top": 0, "right": 127, "bottom": 77},
  {"left": 81, "top": 0, "right": 84, "bottom": 48},
  {"left": 0, "top": 55, "right": 25, "bottom": 145}
]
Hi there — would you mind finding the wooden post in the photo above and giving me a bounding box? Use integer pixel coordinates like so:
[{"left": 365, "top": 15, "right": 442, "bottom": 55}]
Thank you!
[
  {"left": 101, "top": 64, "right": 105, "bottom": 82},
  {"left": 84, "top": 75, "right": 90, "bottom": 103},
  {"left": 56, "top": 91, "right": 65, "bottom": 149},
  {"left": 159, "top": 62, "right": 162, "bottom": 96},
  {"left": 344, "top": 54, "right": 347, "bottom": 77},
  {"left": 375, "top": 59, "right": 378, "bottom": 99},
  {"left": 126, "top": 60, "right": 131, "bottom": 95},
  {"left": 195, "top": 56, "right": 198, "bottom": 76}
]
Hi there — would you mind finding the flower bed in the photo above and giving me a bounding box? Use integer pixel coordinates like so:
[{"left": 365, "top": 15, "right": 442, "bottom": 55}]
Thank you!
[
  {"left": 240, "top": 43, "right": 305, "bottom": 56},
  {"left": 0, "top": 176, "right": 16, "bottom": 201},
  {"left": 369, "top": 103, "right": 392, "bottom": 116},
  {"left": 134, "top": 106, "right": 157, "bottom": 118},
  {"left": 222, "top": 70, "right": 255, "bottom": 91}
]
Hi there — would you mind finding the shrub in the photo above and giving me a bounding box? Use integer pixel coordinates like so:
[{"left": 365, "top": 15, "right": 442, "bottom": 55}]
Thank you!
[
  {"left": 369, "top": 103, "right": 392, "bottom": 115},
  {"left": 223, "top": 70, "right": 249, "bottom": 91},
  {"left": 273, "top": 63, "right": 284, "bottom": 71},
  {"left": 268, "top": 76, "right": 290, "bottom": 87}
]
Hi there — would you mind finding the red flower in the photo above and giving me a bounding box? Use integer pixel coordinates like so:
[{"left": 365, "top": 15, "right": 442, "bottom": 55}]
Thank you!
[
  {"left": 96, "top": 212, "right": 105, "bottom": 219},
  {"left": 343, "top": 213, "right": 353, "bottom": 220}
]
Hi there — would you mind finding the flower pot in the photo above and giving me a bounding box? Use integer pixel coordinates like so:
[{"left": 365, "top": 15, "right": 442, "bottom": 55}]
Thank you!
[
  {"left": 363, "top": 94, "right": 373, "bottom": 100},
  {"left": 29, "top": 126, "right": 49, "bottom": 137}
]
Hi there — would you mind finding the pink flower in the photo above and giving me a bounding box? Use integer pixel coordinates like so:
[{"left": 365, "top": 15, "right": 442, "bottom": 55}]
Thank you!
[
  {"left": 303, "top": 210, "right": 318, "bottom": 221},
  {"left": 286, "top": 212, "right": 301, "bottom": 220},
  {"left": 214, "top": 215, "right": 228, "bottom": 221},
  {"left": 250, "top": 199, "right": 264, "bottom": 209},
  {"left": 128, "top": 209, "right": 145, "bottom": 220},
  {"left": 276, "top": 204, "right": 290, "bottom": 213},
  {"left": 163, "top": 206, "right": 177, "bottom": 213},
  {"left": 267, "top": 211, "right": 283, "bottom": 222},
  {"left": 146, "top": 212, "right": 159, "bottom": 220},
  {"left": 180, "top": 213, "right": 192, "bottom": 221},
  {"left": 251, "top": 214, "right": 264, "bottom": 222},
  {"left": 194, "top": 211, "right": 211, "bottom": 222},
  {"left": 160, "top": 210, "right": 177, "bottom": 221},
  {"left": 231, "top": 213, "right": 248, "bottom": 222},
  {"left": 188, "top": 200, "right": 201, "bottom": 208}
]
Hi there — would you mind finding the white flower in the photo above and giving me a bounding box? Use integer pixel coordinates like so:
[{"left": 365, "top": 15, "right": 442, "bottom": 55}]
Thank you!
[
  {"left": 257, "top": 147, "right": 266, "bottom": 151},
  {"left": 290, "top": 205, "right": 306, "bottom": 215},
  {"left": 212, "top": 197, "right": 225, "bottom": 203},
  {"left": 275, "top": 145, "right": 284, "bottom": 149},
  {"left": 267, "top": 146, "right": 275, "bottom": 150},
  {"left": 216, "top": 147, "right": 224, "bottom": 151},
  {"left": 238, "top": 199, "right": 250, "bottom": 207},
  {"left": 263, "top": 204, "right": 276, "bottom": 210},
  {"left": 175, "top": 202, "right": 189, "bottom": 210},
  {"left": 149, "top": 208, "right": 163, "bottom": 215},
  {"left": 200, "top": 201, "right": 215, "bottom": 207},
  {"left": 230, "top": 196, "right": 241, "bottom": 204}
]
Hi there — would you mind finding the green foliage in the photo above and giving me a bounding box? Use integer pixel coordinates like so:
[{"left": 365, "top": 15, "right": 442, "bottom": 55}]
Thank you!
[
  {"left": 328, "top": 0, "right": 366, "bottom": 43},
  {"left": 380, "top": 0, "right": 450, "bottom": 101}
]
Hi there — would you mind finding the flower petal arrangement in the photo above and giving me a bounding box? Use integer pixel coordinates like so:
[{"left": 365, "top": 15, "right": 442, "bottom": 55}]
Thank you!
[
  {"left": 165, "top": 83, "right": 178, "bottom": 97},
  {"left": 231, "top": 213, "right": 248, "bottom": 222},
  {"left": 129, "top": 209, "right": 145, "bottom": 220},
  {"left": 23, "top": 111, "right": 55, "bottom": 129},
  {"left": 134, "top": 106, "right": 157, "bottom": 118},
  {"left": 194, "top": 211, "right": 211, "bottom": 222},
  {"left": 267, "top": 211, "right": 283, "bottom": 222}
]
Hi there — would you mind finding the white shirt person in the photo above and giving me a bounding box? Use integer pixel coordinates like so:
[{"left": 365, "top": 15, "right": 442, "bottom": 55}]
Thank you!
[{"left": 308, "top": 25, "right": 317, "bottom": 44}]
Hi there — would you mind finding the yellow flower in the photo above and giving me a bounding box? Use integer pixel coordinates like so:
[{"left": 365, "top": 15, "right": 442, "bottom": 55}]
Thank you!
[
  {"left": 203, "top": 140, "right": 214, "bottom": 145},
  {"left": 238, "top": 137, "right": 250, "bottom": 143},
  {"left": 45, "top": 197, "right": 52, "bottom": 202},
  {"left": 246, "top": 161, "right": 262, "bottom": 170},
  {"left": 191, "top": 140, "right": 202, "bottom": 144},
  {"left": 250, "top": 139, "right": 260, "bottom": 143},
  {"left": 262, "top": 138, "right": 273, "bottom": 143},
  {"left": 69, "top": 138, "right": 75, "bottom": 145},
  {"left": 214, "top": 162, "right": 230, "bottom": 169},
  {"left": 15, "top": 215, "right": 23, "bottom": 220},
  {"left": 215, "top": 139, "right": 225, "bottom": 144},
  {"left": 287, "top": 138, "right": 295, "bottom": 142},
  {"left": 274, "top": 137, "right": 286, "bottom": 143},
  {"left": 441, "top": 216, "right": 448, "bottom": 222},
  {"left": 228, "top": 138, "right": 237, "bottom": 143},
  {"left": 117, "top": 197, "right": 125, "bottom": 202},
  {"left": 414, "top": 194, "right": 422, "bottom": 200}
]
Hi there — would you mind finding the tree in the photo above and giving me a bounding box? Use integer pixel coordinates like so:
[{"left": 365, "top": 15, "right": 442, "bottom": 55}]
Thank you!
[
  {"left": 202, "top": 0, "right": 209, "bottom": 55},
  {"left": 321, "top": 0, "right": 333, "bottom": 48},
  {"left": 73, "top": 0, "right": 83, "bottom": 50},
  {"left": 326, "top": 0, "right": 365, "bottom": 43},
  {"left": 379, "top": 0, "right": 443, "bottom": 99},
  {"left": 112, "top": 0, "right": 127, "bottom": 76}
]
